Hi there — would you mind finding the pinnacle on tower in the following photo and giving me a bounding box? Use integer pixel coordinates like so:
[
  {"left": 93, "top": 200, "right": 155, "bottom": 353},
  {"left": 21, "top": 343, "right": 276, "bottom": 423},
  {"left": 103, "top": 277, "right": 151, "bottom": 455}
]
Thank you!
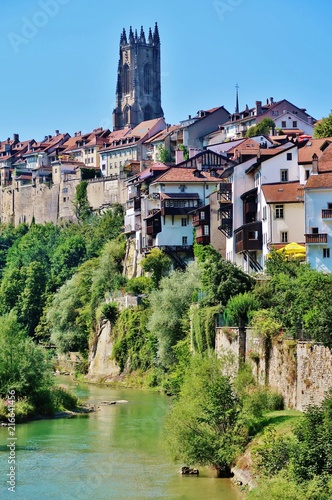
[
  {"left": 129, "top": 26, "right": 134, "bottom": 44},
  {"left": 134, "top": 29, "right": 138, "bottom": 42},
  {"left": 235, "top": 84, "right": 239, "bottom": 114},
  {"left": 153, "top": 22, "right": 160, "bottom": 44},
  {"left": 121, "top": 28, "right": 127, "bottom": 45},
  {"left": 140, "top": 26, "right": 146, "bottom": 44},
  {"left": 148, "top": 27, "right": 153, "bottom": 44}
]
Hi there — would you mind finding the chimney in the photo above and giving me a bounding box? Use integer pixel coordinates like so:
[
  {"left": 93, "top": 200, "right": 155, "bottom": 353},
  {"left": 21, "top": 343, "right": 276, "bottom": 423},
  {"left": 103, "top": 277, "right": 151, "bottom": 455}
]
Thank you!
[
  {"left": 55, "top": 130, "right": 60, "bottom": 136},
  {"left": 175, "top": 149, "right": 184, "bottom": 164},
  {"left": 270, "top": 97, "right": 274, "bottom": 105},
  {"left": 312, "top": 153, "right": 318, "bottom": 174},
  {"left": 256, "top": 101, "right": 262, "bottom": 115},
  {"left": 13, "top": 133, "right": 19, "bottom": 143},
  {"left": 189, "top": 148, "right": 201, "bottom": 158},
  {"left": 188, "top": 115, "right": 191, "bottom": 120}
]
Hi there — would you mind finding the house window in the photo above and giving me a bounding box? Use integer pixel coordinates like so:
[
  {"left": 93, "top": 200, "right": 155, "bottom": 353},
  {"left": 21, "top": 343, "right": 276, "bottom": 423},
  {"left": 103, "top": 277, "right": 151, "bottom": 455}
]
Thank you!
[
  {"left": 262, "top": 206, "right": 267, "bottom": 220},
  {"left": 328, "top": 203, "right": 332, "bottom": 209},
  {"left": 305, "top": 170, "right": 310, "bottom": 180},
  {"left": 101, "top": 164, "right": 106, "bottom": 171},
  {"left": 281, "top": 169, "right": 288, "bottom": 182},
  {"left": 182, "top": 236, "right": 188, "bottom": 245},
  {"left": 287, "top": 153, "right": 292, "bottom": 161},
  {"left": 179, "top": 185, "right": 186, "bottom": 192},
  {"left": 200, "top": 211, "right": 205, "bottom": 220},
  {"left": 281, "top": 231, "right": 288, "bottom": 243},
  {"left": 275, "top": 204, "right": 284, "bottom": 219},
  {"left": 323, "top": 248, "right": 330, "bottom": 258},
  {"left": 282, "top": 121, "right": 286, "bottom": 128},
  {"left": 204, "top": 225, "right": 209, "bottom": 236},
  {"left": 312, "top": 227, "right": 319, "bottom": 234},
  {"left": 181, "top": 218, "right": 187, "bottom": 226},
  {"left": 248, "top": 231, "right": 258, "bottom": 240},
  {"left": 293, "top": 121, "right": 297, "bottom": 128}
]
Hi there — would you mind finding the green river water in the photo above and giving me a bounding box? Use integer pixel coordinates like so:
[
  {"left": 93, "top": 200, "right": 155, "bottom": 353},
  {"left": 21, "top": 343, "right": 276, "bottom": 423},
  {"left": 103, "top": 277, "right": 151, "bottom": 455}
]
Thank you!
[{"left": 0, "top": 379, "right": 244, "bottom": 499}]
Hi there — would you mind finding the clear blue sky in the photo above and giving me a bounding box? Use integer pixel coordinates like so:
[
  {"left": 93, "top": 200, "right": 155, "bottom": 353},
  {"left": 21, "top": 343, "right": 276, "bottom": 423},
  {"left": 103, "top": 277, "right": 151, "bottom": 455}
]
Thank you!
[{"left": 1, "top": 0, "right": 331, "bottom": 141}]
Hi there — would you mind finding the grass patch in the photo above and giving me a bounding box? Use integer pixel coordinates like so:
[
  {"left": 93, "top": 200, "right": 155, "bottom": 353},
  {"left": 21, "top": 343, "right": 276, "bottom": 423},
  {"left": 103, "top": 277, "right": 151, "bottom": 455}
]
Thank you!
[{"left": 252, "top": 410, "right": 302, "bottom": 445}]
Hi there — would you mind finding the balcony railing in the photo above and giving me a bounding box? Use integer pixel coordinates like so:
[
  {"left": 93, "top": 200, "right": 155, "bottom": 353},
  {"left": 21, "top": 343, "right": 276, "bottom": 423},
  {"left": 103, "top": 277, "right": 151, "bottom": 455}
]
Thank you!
[
  {"left": 234, "top": 221, "right": 262, "bottom": 253},
  {"left": 218, "top": 183, "right": 232, "bottom": 203},
  {"left": 196, "top": 235, "right": 210, "bottom": 245},
  {"left": 322, "top": 209, "right": 332, "bottom": 219},
  {"left": 305, "top": 233, "right": 327, "bottom": 244}
]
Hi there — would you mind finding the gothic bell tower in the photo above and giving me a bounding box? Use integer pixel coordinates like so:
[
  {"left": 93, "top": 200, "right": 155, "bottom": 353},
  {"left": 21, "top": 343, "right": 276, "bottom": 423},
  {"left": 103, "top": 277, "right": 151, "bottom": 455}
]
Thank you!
[{"left": 113, "top": 23, "right": 164, "bottom": 130}]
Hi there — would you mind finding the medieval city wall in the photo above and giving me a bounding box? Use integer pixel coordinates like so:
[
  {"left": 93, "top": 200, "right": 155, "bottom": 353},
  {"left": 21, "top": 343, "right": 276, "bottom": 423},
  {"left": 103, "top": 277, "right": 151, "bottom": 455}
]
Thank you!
[
  {"left": 216, "top": 327, "right": 332, "bottom": 411},
  {"left": 0, "top": 176, "right": 124, "bottom": 226}
]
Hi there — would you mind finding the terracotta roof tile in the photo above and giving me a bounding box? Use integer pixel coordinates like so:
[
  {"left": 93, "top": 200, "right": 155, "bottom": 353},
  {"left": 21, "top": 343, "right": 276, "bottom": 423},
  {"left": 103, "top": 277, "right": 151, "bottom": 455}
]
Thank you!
[
  {"left": 317, "top": 143, "right": 332, "bottom": 172},
  {"left": 298, "top": 138, "right": 332, "bottom": 163},
  {"left": 262, "top": 182, "right": 301, "bottom": 203},
  {"left": 151, "top": 167, "right": 221, "bottom": 184},
  {"left": 305, "top": 172, "right": 332, "bottom": 189}
]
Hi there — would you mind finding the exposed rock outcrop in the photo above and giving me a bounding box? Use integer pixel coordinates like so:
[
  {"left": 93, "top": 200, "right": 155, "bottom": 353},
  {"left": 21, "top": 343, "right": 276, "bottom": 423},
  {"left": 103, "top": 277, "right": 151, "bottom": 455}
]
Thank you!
[{"left": 87, "top": 320, "right": 120, "bottom": 382}]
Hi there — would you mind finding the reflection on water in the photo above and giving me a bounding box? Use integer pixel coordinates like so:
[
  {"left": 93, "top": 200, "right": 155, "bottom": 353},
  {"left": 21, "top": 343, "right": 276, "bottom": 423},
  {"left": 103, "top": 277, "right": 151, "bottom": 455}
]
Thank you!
[{"left": 0, "top": 379, "right": 244, "bottom": 499}]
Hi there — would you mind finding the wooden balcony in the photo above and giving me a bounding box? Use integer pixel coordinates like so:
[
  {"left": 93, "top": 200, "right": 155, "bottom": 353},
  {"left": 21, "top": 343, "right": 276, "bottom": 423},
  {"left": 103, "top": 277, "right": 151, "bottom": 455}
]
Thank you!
[
  {"left": 322, "top": 209, "right": 332, "bottom": 219},
  {"left": 192, "top": 208, "right": 210, "bottom": 227},
  {"left": 235, "top": 221, "right": 262, "bottom": 253},
  {"left": 218, "top": 183, "right": 232, "bottom": 203},
  {"left": 196, "top": 235, "right": 210, "bottom": 245},
  {"left": 305, "top": 233, "right": 327, "bottom": 244}
]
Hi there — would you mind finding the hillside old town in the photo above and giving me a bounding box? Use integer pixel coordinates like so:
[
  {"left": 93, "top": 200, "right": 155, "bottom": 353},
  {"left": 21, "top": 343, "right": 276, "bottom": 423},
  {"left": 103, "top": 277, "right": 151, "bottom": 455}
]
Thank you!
[{"left": 1, "top": 23, "right": 331, "bottom": 275}]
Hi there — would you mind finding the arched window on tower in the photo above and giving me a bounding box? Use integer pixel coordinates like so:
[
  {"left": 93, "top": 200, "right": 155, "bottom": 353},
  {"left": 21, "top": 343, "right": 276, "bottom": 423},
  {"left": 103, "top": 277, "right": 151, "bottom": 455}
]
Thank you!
[
  {"left": 144, "top": 105, "right": 153, "bottom": 121},
  {"left": 123, "top": 64, "right": 129, "bottom": 95},
  {"left": 123, "top": 105, "right": 130, "bottom": 126},
  {"left": 144, "top": 64, "right": 151, "bottom": 94}
]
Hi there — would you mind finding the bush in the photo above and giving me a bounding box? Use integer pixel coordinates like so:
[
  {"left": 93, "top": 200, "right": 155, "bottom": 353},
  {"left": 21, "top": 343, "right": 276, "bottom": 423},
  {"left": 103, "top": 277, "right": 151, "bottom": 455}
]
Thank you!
[{"left": 50, "top": 386, "right": 79, "bottom": 412}]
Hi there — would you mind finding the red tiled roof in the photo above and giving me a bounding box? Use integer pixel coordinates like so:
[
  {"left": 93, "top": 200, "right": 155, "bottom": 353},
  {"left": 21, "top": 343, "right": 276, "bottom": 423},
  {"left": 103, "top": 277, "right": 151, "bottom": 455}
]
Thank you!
[
  {"left": 317, "top": 143, "right": 332, "bottom": 172},
  {"left": 262, "top": 182, "right": 301, "bottom": 203},
  {"left": 298, "top": 138, "right": 332, "bottom": 163},
  {"left": 161, "top": 192, "right": 200, "bottom": 199},
  {"left": 305, "top": 172, "right": 332, "bottom": 189},
  {"left": 144, "top": 126, "right": 178, "bottom": 144},
  {"left": 151, "top": 167, "right": 221, "bottom": 183}
]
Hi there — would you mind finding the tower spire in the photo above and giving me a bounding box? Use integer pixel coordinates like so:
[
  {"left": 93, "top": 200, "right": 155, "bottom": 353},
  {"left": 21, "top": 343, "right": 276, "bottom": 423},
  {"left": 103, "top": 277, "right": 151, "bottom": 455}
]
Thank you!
[
  {"left": 121, "top": 28, "right": 127, "bottom": 45},
  {"left": 148, "top": 27, "right": 153, "bottom": 44},
  {"left": 153, "top": 22, "right": 160, "bottom": 44},
  {"left": 235, "top": 83, "right": 239, "bottom": 114},
  {"left": 140, "top": 26, "right": 146, "bottom": 44},
  {"left": 129, "top": 26, "right": 134, "bottom": 44}
]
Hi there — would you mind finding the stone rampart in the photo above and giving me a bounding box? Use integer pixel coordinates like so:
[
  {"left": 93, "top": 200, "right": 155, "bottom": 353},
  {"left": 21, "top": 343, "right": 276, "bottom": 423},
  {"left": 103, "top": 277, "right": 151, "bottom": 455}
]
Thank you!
[{"left": 216, "top": 327, "right": 332, "bottom": 410}]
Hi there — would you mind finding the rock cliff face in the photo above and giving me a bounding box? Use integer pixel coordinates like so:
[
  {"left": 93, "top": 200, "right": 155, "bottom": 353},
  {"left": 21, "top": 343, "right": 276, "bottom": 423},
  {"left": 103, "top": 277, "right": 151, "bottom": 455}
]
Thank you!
[{"left": 87, "top": 320, "right": 120, "bottom": 382}]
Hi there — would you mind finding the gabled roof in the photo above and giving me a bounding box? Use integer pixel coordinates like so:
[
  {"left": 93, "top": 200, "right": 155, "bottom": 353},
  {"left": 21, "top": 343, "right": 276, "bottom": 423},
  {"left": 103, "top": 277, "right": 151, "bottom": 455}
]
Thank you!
[
  {"left": 126, "top": 118, "right": 164, "bottom": 140},
  {"left": 316, "top": 143, "right": 332, "bottom": 173},
  {"left": 262, "top": 181, "right": 301, "bottom": 203},
  {"left": 305, "top": 172, "right": 332, "bottom": 189},
  {"left": 150, "top": 167, "right": 221, "bottom": 184},
  {"left": 143, "top": 125, "right": 179, "bottom": 144}
]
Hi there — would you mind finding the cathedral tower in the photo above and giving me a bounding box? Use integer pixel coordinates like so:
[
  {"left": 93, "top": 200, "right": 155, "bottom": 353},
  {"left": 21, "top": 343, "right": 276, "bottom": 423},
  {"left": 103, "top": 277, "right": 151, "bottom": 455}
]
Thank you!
[{"left": 113, "top": 23, "right": 164, "bottom": 130}]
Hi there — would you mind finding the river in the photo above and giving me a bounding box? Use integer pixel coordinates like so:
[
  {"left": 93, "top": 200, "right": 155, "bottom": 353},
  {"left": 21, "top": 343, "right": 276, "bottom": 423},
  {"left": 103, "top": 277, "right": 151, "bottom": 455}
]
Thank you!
[{"left": 0, "top": 379, "right": 244, "bottom": 499}]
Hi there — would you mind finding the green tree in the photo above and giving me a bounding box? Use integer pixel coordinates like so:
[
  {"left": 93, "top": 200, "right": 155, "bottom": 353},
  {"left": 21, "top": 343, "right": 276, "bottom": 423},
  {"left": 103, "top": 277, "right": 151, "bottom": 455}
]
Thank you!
[
  {"left": 290, "top": 389, "right": 332, "bottom": 481},
  {"left": 148, "top": 262, "right": 201, "bottom": 367},
  {"left": 73, "top": 181, "right": 91, "bottom": 221},
  {"left": 195, "top": 245, "right": 254, "bottom": 306},
  {"left": 313, "top": 111, "right": 332, "bottom": 138},
  {"left": 246, "top": 118, "right": 275, "bottom": 137},
  {"left": 165, "top": 355, "right": 243, "bottom": 476},
  {"left": 141, "top": 248, "right": 172, "bottom": 288},
  {"left": 156, "top": 144, "right": 173, "bottom": 163},
  {"left": 224, "top": 292, "right": 259, "bottom": 326},
  {"left": 0, "top": 311, "right": 53, "bottom": 409}
]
